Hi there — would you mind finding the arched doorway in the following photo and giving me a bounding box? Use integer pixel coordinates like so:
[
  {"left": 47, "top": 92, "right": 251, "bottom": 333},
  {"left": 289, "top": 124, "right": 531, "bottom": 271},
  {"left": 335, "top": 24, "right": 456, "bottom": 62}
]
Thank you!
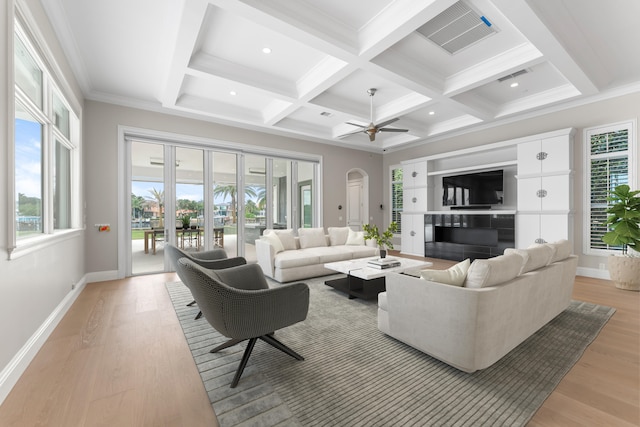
[{"left": 346, "top": 169, "right": 369, "bottom": 230}]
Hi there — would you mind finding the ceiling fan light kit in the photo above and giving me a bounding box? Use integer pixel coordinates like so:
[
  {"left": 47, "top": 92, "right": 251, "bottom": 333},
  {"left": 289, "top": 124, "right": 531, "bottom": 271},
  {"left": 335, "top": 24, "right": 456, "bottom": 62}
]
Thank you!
[{"left": 337, "top": 88, "right": 409, "bottom": 142}]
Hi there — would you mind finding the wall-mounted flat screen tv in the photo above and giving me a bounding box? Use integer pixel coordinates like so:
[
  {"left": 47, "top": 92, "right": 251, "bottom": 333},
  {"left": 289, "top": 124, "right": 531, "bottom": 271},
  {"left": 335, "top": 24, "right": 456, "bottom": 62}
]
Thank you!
[{"left": 442, "top": 169, "right": 504, "bottom": 207}]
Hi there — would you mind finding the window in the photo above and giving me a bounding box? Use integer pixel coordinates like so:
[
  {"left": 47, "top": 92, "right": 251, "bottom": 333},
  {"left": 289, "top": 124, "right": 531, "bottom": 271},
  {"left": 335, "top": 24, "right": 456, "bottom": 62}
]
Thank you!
[
  {"left": 10, "top": 20, "right": 80, "bottom": 256},
  {"left": 585, "top": 121, "right": 636, "bottom": 253},
  {"left": 391, "top": 166, "right": 403, "bottom": 232}
]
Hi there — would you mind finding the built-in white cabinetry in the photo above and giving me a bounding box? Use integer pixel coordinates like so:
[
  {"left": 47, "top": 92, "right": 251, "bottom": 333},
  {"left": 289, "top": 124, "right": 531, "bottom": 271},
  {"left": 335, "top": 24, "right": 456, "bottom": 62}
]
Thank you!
[
  {"left": 401, "top": 213, "right": 425, "bottom": 256},
  {"left": 516, "top": 214, "right": 572, "bottom": 248},
  {"left": 396, "top": 128, "right": 575, "bottom": 256},
  {"left": 403, "top": 161, "right": 428, "bottom": 188},
  {"left": 515, "top": 129, "right": 575, "bottom": 247},
  {"left": 404, "top": 188, "right": 429, "bottom": 212},
  {"left": 401, "top": 160, "right": 428, "bottom": 256}
]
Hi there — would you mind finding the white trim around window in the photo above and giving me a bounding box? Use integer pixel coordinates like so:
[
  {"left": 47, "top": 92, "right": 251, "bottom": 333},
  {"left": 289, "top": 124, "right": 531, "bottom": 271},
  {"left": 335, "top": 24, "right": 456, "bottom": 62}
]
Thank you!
[{"left": 583, "top": 119, "right": 637, "bottom": 256}]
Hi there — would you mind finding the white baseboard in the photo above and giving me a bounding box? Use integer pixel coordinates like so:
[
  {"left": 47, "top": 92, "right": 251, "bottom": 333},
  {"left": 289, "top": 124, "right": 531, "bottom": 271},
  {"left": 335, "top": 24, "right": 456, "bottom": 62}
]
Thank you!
[
  {"left": 577, "top": 266, "right": 611, "bottom": 280},
  {"left": 85, "top": 270, "right": 119, "bottom": 283},
  {"left": 0, "top": 274, "right": 88, "bottom": 406}
]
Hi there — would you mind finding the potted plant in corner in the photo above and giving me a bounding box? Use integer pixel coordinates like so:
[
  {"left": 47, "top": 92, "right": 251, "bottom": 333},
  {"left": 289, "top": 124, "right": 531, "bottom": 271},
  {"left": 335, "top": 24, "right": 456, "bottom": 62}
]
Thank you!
[
  {"left": 363, "top": 221, "right": 398, "bottom": 258},
  {"left": 602, "top": 184, "right": 640, "bottom": 291}
]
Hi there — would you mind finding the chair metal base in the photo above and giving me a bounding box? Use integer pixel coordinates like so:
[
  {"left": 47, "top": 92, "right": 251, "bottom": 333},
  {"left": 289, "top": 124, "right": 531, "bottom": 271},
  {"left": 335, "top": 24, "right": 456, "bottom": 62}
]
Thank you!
[
  {"left": 186, "top": 300, "right": 202, "bottom": 320},
  {"left": 211, "top": 334, "right": 304, "bottom": 388}
]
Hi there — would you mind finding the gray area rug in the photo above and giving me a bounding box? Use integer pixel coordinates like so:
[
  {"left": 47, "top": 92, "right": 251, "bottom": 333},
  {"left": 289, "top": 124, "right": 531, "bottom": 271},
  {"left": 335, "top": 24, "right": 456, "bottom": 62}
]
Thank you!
[{"left": 166, "top": 275, "right": 615, "bottom": 427}]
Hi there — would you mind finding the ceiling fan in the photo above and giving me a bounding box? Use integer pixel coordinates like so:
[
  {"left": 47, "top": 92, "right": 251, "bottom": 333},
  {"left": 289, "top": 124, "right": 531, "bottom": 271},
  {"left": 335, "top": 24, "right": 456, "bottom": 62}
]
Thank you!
[{"left": 337, "top": 88, "right": 409, "bottom": 142}]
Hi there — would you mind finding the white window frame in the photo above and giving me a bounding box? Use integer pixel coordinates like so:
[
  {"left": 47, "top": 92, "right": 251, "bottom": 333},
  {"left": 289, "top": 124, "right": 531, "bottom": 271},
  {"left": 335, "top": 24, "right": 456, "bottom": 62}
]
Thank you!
[
  {"left": 390, "top": 164, "right": 403, "bottom": 234},
  {"left": 583, "top": 119, "right": 637, "bottom": 256},
  {"left": 8, "top": 12, "right": 82, "bottom": 260}
]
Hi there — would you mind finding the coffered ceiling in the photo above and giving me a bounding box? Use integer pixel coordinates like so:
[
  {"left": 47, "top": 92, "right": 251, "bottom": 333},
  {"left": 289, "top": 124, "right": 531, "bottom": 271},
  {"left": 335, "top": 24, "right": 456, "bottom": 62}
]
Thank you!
[{"left": 42, "top": 0, "right": 640, "bottom": 152}]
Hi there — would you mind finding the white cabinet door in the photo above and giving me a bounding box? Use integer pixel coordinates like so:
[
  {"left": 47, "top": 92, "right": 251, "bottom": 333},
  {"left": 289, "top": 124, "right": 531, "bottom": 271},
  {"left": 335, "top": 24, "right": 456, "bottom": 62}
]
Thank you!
[
  {"left": 540, "top": 214, "right": 571, "bottom": 243},
  {"left": 403, "top": 161, "right": 427, "bottom": 187},
  {"left": 516, "top": 214, "right": 571, "bottom": 247},
  {"left": 517, "top": 175, "right": 571, "bottom": 211},
  {"left": 401, "top": 213, "right": 424, "bottom": 255},
  {"left": 517, "top": 140, "right": 542, "bottom": 176},
  {"left": 540, "top": 175, "right": 571, "bottom": 211},
  {"left": 404, "top": 187, "right": 428, "bottom": 212},
  {"left": 517, "top": 177, "right": 542, "bottom": 211},
  {"left": 517, "top": 137, "right": 571, "bottom": 176},
  {"left": 541, "top": 136, "right": 571, "bottom": 174}
]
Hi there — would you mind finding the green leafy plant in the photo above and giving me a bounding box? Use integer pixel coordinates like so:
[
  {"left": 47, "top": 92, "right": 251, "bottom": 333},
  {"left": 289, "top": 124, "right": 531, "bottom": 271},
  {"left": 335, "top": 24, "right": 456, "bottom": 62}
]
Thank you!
[
  {"left": 363, "top": 221, "right": 398, "bottom": 250},
  {"left": 602, "top": 184, "right": 640, "bottom": 254},
  {"left": 181, "top": 214, "right": 191, "bottom": 228}
]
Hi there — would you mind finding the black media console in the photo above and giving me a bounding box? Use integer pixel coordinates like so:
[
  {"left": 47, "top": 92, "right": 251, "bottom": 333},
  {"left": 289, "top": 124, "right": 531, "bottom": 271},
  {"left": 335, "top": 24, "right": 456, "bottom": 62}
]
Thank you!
[{"left": 424, "top": 213, "right": 515, "bottom": 261}]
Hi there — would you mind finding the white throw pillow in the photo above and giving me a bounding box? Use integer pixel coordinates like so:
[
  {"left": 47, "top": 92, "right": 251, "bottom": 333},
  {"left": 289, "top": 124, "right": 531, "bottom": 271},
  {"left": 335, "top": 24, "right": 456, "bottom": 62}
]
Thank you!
[
  {"left": 420, "top": 259, "right": 470, "bottom": 287},
  {"left": 464, "top": 253, "right": 524, "bottom": 288},
  {"left": 328, "top": 227, "right": 350, "bottom": 246},
  {"left": 272, "top": 229, "right": 297, "bottom": 250},
  {"left": 261, "top": 231, "right": 284, "bottom": 253},
  {"left": 545, "top": 239, "right": 571, "bottom": 263},
  {"left": 345, "top": 229, "right": 365, "bottom": 246},
  {"left": 504, "top": 245, "right": 551, "bottom": 274},
  {"left": 298, "top": 227, "right": 327, "bottom": 249}
]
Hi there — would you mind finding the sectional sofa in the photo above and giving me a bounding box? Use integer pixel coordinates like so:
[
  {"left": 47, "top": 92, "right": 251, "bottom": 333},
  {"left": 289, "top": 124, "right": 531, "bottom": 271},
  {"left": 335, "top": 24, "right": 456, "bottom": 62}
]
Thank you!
[
  {"left": 255, "top": 227, "right": 378, "bottom": 282},
  {"left": 378, "top": 240, "right": 578, "bottom": 372}
]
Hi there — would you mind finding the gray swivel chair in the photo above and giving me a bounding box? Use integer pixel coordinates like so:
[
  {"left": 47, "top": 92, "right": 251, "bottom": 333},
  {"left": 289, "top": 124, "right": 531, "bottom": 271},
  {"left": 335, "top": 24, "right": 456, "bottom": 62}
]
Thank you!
[
  {"left": 176, "top": 258, "right": 309, "bottom": 388},
  {"left": 166, "top": 244, "right": 246, "bottom": 319}
]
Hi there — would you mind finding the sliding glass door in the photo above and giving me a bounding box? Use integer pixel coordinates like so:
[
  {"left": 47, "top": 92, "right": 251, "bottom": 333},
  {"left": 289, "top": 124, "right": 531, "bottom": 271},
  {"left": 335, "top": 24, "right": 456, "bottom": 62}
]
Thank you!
[{"left": 126, "top": 135, "right": 319, "bottom": 276}]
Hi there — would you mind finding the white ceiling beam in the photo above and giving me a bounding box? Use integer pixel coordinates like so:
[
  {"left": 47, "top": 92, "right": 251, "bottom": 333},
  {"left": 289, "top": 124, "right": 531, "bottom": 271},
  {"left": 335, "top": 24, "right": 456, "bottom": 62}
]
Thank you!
[
  {"left": 491, "top": 0, "right": 599, "bottom": 96},
  {"left": 358, "top": 0, "right": 457, "bottom": 58},
  {"left": 443, "top": 43, "right": 545, "bottom": 96},
  {"left": 189, "top": 51, "right": 298, "bottom": 99},
  {"left": 161, "top": 0, "right": 209, "bottom": 108}
]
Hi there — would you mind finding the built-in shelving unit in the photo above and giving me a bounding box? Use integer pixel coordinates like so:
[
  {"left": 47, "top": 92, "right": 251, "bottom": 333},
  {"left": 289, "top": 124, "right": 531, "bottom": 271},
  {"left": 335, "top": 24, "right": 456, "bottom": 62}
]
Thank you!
[{"left": 399, "top": 128, "right": 576, "bottom": 257}]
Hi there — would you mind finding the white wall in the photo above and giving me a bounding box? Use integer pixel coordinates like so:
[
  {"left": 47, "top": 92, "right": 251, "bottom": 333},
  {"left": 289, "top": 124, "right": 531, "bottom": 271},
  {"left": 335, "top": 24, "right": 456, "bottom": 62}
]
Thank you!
[
  {"left": 1, "top": 0, "right": 86, "bottom": 402},
  {"left": 384, "top": 92, "right": 640, "bottom": 274}
]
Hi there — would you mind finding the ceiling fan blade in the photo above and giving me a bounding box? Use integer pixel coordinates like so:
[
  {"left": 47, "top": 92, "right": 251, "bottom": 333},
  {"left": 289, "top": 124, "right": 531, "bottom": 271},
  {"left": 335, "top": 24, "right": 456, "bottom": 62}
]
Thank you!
[
  {"left": 375, "top": 117, "right": 399, "bottom": 128},
  {"left": 337, "top": 128, "right": 365, "bottom": 138},
  {"left": 379, "top": 128, "right": 409, "bottom": 133},
  {"left": 345, "top": 121, "right": 367, "bottom": 128}
]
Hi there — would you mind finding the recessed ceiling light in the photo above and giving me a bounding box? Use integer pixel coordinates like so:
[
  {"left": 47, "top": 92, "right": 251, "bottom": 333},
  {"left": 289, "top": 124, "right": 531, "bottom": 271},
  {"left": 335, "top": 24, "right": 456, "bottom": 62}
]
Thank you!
[
  {"left": 262, "top": 47, "right": 272, "bottom": 54},
  {"left": 229, "top": 90, "right": 237, "bottom": 96},
  {"left": 510, "top": 82, "right": 519, "bottom": 88},
  {"left": 428, "top": 111, "right": 435, "bottom": 115}
]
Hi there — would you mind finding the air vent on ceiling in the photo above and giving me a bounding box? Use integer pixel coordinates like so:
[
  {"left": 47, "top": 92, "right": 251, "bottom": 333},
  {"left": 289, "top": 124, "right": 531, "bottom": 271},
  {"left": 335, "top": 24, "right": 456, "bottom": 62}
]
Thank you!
[
  {"left": 497, "top": 69, "right": 529, "bottom": 82},
  {"left": 417, "top": 1, "right": 497, "bottom": 55}
]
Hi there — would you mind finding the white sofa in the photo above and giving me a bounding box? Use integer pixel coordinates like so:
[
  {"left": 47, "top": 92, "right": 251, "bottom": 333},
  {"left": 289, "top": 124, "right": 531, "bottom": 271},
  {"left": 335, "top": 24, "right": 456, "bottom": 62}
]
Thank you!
[
  {"left": 255, "top": 227, "right": 378, "bottom": 282},
  {"left": 378, "top": 240, "right": 578, "bottom": 373}
]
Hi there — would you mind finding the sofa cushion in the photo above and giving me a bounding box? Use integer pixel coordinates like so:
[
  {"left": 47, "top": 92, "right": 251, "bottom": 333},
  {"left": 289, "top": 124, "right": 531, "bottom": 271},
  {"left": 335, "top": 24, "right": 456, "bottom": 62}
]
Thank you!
[
  {"left": 309, "top": 246, "right": 353, "bottom": 263},
  {"left": 464, "top": 253, "right": 524, "bottom": 288},
  {"left": 261, "top": 231, "right": 284, "bottom": 253},
  {"left": 343, "top": 245, "right": 378, "bottom": 258},
  {"left": 272, "top": 229, "right": 297, "bottom": 250},
  {"left": 546, "top": 239, "right": 571, "bottom": 263},
  {"left": 420, "top": 259, "right": 470, "bottom": 286},
  {"left": 298, "top": 227, "right": 327, "bottom": 249},
  {"left": 328, "top": 227, "right": 350, "bottom": 246},
  {"left": 526, "top": 243, "right": 556, "bottom": 266},
  {"left": 346, "top": 229, "right": 365, "bottom": 246},
  {"left": 504, "top": 245, "right": 553, "bottom": 274},
  {"left": 274, "top": 250, "right": 321, "bottom": 269}
]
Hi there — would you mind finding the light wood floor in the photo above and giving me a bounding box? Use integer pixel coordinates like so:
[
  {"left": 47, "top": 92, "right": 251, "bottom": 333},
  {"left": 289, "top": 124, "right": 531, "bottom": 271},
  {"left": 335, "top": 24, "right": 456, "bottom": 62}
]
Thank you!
[{"left": 0, "top": 257, "right": 638, "bottom": 426}]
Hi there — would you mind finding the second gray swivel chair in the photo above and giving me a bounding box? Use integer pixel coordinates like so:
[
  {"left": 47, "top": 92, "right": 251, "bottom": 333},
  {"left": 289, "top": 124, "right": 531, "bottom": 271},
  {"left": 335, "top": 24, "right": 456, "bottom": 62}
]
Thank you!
[
  {"left": 166, "top": 244, "right": 246, "bottom": 319},
  {"left": 176, "top": 258, "right": 310, "bottom": 388}
]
